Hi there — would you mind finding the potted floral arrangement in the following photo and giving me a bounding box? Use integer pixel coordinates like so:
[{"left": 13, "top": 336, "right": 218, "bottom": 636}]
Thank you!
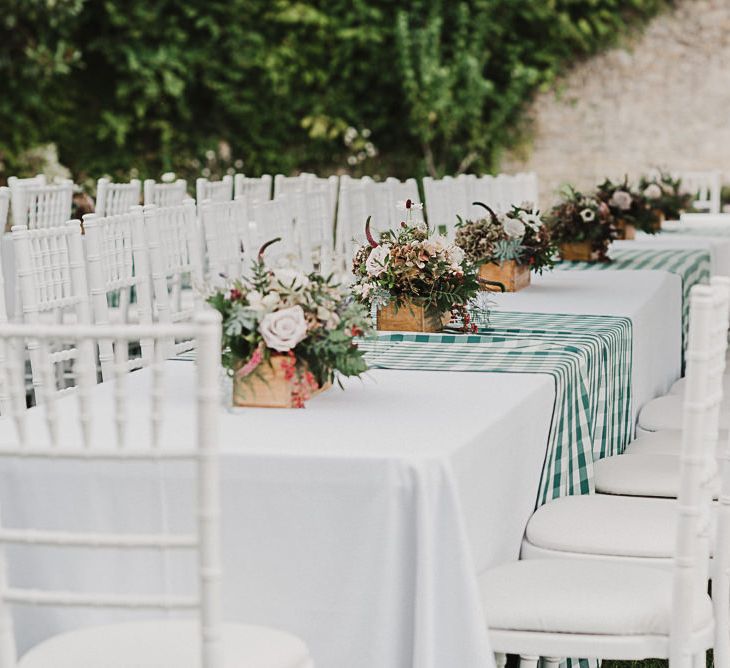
[
  {"left": 547, "top": 187, "right": 616, "bottom": 262},
  {"left": 595, "top": 177, "right": 661, "bottom": 238},
  {"left": 454, "top": 202, "right": 555, "bottom": 292},
  {"left": 638, "top": 171, "right": 694, "bottom": 222},
  {"left": 207, "top": 239, "right": 372, "bottom": 408},
  {"left": 351, "top": 200, "right": 482, "bottom": 333}
]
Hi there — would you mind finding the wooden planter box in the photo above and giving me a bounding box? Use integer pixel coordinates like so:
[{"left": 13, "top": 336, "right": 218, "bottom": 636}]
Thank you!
[
  {"left": 377, "top": 301, "right": 451, "bottom": 333},
  {"left": 479, "top": 260, "right": 531, "bottom": 292},
  {"left": 233, "top": 355, "right": 329, "bottom": 408},
  {"left": 615, "top": 219, "right": 636, "bottom": 240},
  {"left": 559, "top": 242, "right": 602, "bottom": 262},
  {"left": 652, "top": 210, "right": 665, "bottom": 231}
]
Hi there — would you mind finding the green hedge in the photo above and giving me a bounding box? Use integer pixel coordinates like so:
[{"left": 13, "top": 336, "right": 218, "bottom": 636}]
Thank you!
[{"left": 0, "top": 0, "right": 669, "bottom": 185}]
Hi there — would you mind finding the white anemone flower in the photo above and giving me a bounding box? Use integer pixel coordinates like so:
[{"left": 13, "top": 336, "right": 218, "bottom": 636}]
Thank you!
[{"left": 580, "top": 208, "right": 596, "bottom": 223}]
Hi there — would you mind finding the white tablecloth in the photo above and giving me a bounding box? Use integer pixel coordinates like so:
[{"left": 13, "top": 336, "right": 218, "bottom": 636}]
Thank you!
[
  {"left": 1, "top": 365, "right": 556, "bottom": 668},
  {"left": 627, "top": 233, "right": 730, "bottom": 276},
  {"left": 493, "top": 269, "right": 682, "bottom": 421}
]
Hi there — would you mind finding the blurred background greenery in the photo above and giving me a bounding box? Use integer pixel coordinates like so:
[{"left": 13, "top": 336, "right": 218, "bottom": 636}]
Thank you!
[{"left": 0, "top": 0, "right": 669, "bottom": 189}]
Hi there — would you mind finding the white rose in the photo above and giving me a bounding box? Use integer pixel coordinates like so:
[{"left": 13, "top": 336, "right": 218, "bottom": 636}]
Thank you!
[
  {"left": 274, "top": 268, "right": 309, "bottom": 290},
  {"left": 366, "top": 245, "right": 390, "bottom": 276},
  {"left": 580, "top": 208, "right": 596, "bottom": 222},
  {"left": 247, "top": 290, "right": 263, "bottom": 308},
  {"left": 262, "top": 292, "right": 280, "bottom": 309},
  {"left": 259, "top": 306, "right": 308, "bottom": 352},
  {"left": 643, "top": 183, "right": 662, "bottom": 200},
  {"left": 447, "top": 244, "right": 465, "bottom": 266},
  {"left": 519, "top": 211, "right": 543, "bottom": 230},
  {"left": 609, "top": 190, "right": 632, "bottom": 211},
  {"left": 503, "top": 217, "right": 526, "bottom": 239}
]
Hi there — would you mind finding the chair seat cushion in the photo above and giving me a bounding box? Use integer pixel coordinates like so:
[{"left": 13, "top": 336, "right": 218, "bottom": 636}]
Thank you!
[
  {"left": 594, "top": 452, "right": 719, "bottom": 499},
  {"left": 18, "top": 620, "right": 313, "bottom": 668},
  {"left": 523, "top": 495, "right": 678, "bottom": 559},
  {"left": 480, "top": 559, "right": 712, "bottom": 635},
  {"left": 624, "top": 430, "right": 682, "bottom": 456},
  {"left": 638, "top": 394, "right": 730, "bottom": 432}
]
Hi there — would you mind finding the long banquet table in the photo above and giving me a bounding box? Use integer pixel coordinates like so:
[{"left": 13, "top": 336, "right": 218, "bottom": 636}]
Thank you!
[{"left": 0, "top": 267, "right": 684, "bottom": 668}]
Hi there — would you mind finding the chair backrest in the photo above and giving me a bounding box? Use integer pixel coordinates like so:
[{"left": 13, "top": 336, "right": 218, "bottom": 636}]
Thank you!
[
  {"left": 233, "top": 174, "right": 272, "bottom": 203},
  {"left": 195, "top": 176, "right": 233, "bottom": 204},
  {"left": 273, "top": 174, "right": 308, "bottom": 199},
  {"left": 360, "top": 177, "right": 392, "bottom": 236},
  {"left": 199, "top": 198, "right": 247, "bottom": 283},
  {"left": 422, "top": 176, "right": 455, "bottom": 236},
  {"left": 296, "top": 189, "right": 335, "bottom": 274},
  {"left": 471, "top": 175, "right": 497, "bottom": 214},
  {"left": 669, "top": 283, "right": 728, "bottom": 662},
  {"left": 143, "top": 200, "right": 204, "bottom": 354},
  {"left": 143, "top": 178, "right": 188, "bottom": 208},
  {"left": 678, "top": 170, "right": 722, "bottom": 214},
  {"left": 12, "top": 221, "right": 95, "bottom": 402},
  {"left": 336, "top": 181, "right": 368, "bottom": 271},
  {"left": 82, "top": 207, "right": 155, "bottom": 380},
  {"left": 95, "top": 178, "right": 142, "bottom": 217},
  {"left": 8, "top": 180, "right": 74, "bottom": 229},
  {"left": 514, "top": 172, "right": 539, "bottom": 209},
  {"left": 0, "top": 187, "right": 9, "bottom": 231},
  {"left": 0, "top": 312, "right": 223, "bottom": 668},
  {"left": 385, "top": 177, "right": 423, "bottom": 227},
  {"left": 252, "top": 195, "right": 298, "bottom": 267}
]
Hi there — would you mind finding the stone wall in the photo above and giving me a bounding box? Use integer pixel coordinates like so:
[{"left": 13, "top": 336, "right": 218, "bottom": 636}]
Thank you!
[{"left": 500, "top": 0, "right": 730, "bottom": 206}]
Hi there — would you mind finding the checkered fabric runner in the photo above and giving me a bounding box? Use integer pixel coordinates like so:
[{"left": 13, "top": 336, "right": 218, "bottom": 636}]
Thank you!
[
  {"left": 360, "top": 310, "right": 633, "bottom": 507},
  {"left": 557, "top": 246, "right": 710, "bottom": 354}
]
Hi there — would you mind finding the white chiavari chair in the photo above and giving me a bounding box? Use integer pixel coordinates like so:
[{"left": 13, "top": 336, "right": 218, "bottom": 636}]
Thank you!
[
  {"left": 0, "top": 314, "right": 314, "bottom": 668},
  {"left": 676, "top": 170, "right": 722, "bottom": 214},
  {"left": 515, "top": 172, "right": 540, "bottom": 209},
  {"left": 195, "top": 176, "right": 233, "bottom": 204},
  {"left": 95, "top": 178, "right": 142, "bottom": 217},
  {"left": 336, "top": 180, "right": 368, "bottom": 273},
  {"left": 198, "top": 198, "right": 247, "bottom": 284},
  {"left": 450, "top": 175, "right": 471, "bottom": 224},
  {"left": 493, "top": 174, "right": 516, "bottom": 212},
  {"left": 12, "top": 221, "right": 95, "bottom": 402},
  {"left": 480, "top": 284, "right": 720, "bottom": 668},
  {"left": 8, "top": 180, "right": 74, "bottom": 230},
  {"left": 471, "top": 174, "right": 497, "bottom": 213},
  {"left": 233, "top": 174, "right": 272, "bottom": 203},
  {"left": 360, "top": 177, "right": 391, "bottom": 236},
  {"left": 143, "top": 200, "right": 203, "bottom": 355},
  {"left": 297, "top": 189, "right": 334, "bottom": 274},
  {"left": 252, "top": 195, "right": 298, "bottom": 268},
  {"left": 143, "top": 179, "right": 188, "bottom": 208},
  {"left": 82, "top": 208, "right": 155, "bottom": 380}
]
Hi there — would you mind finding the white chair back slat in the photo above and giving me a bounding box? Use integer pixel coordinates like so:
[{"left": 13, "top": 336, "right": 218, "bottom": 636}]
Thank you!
[
  {"left": 83, "top": 207, "right": 155, "bottom": 380},
  {"left": 95, "top": 178, "right": 142, "bottom": 217},
  {"left": 143, "top": 179, "right": 188, "bottom": 208},
  {"left": 0, "top": 313, "right": 224, "bottom": 667},
  {"left": 195, "top": 176, "right": 233, "bottom": 204},
  {"left": 423, "top": 177, "right": 453, "bottom": 235},
  {"left": 199, "top": 198, "right": 247, "bottom": 283},
  {"left": 233, "top": 174, "right": 272, "bottom": 203},
  {"left": 8, "top": 180, "right": 74, "bottom": 229},
  {"left": 0, "top": 187, "right": 9, "bottom": 231}
]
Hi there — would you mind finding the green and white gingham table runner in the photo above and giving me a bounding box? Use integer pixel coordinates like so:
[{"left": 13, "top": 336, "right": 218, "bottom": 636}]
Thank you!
[
  {"left": 360, "top": 310, "right": 633, "bottom": 507},
  {"left": 557, "top": 246, "right": 710, "bottom": 353}
]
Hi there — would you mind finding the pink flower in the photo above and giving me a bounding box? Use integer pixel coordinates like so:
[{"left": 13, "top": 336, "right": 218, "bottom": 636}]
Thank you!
[{"left": 238, "top": 345, "right": 264, "bottom": 377}]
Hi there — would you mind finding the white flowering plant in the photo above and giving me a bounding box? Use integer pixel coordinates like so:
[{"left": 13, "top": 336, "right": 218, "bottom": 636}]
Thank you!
[
  {"left": 638, "top": 171, "right": 694, "bottom": 220},
  {"left": 454, "top": 202, "right": 556, "bottom": 273},
  {"left": 351, "top": 202, "right": 483, "bottom": 332},
  {"left": 207, "top": 239, "right": 372, "bottom": 406},
  {"left": 546, "top": 187, "right": 616, "bottom": 261}
]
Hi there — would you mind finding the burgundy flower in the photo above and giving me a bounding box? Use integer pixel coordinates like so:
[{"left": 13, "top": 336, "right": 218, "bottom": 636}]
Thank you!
[{"left": 405, "top": 199, "right": 412, "bottom": 209}]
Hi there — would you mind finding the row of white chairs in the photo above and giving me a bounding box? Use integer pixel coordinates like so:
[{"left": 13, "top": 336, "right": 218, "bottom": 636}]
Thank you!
[{"left": 480, "top": 280, "right": 728, "bottom": 666}]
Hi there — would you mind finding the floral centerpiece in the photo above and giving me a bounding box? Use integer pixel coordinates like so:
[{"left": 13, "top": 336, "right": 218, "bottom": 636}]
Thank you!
[
  {"left": 595, "top": 177, "right": 662, "bottom": 237},
  {"left": 547, "top": 187, "right": 616, "bottom": 262},
  {"left": 454, "top": 202, "right": 555, "bottom": 291},
  {"left": 638, "top": 171, "right": 694, "bottom": 221},
  {"left": 351, "top": 199, "right": 482, "bottom": 333},
  {"left": 207, "top": 239, "right": 372, "bottom": 408}
]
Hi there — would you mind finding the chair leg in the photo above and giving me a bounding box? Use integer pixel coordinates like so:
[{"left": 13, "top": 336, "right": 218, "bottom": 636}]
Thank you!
[
  {"left": 494, "top": 653, "right": 507, "bottom": 668},
  {"left": 519, "top": 656, "right": 539, "bottom": 668},
  {"left": 543, "top": 658, "right": 562, "bottom": 668}
]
